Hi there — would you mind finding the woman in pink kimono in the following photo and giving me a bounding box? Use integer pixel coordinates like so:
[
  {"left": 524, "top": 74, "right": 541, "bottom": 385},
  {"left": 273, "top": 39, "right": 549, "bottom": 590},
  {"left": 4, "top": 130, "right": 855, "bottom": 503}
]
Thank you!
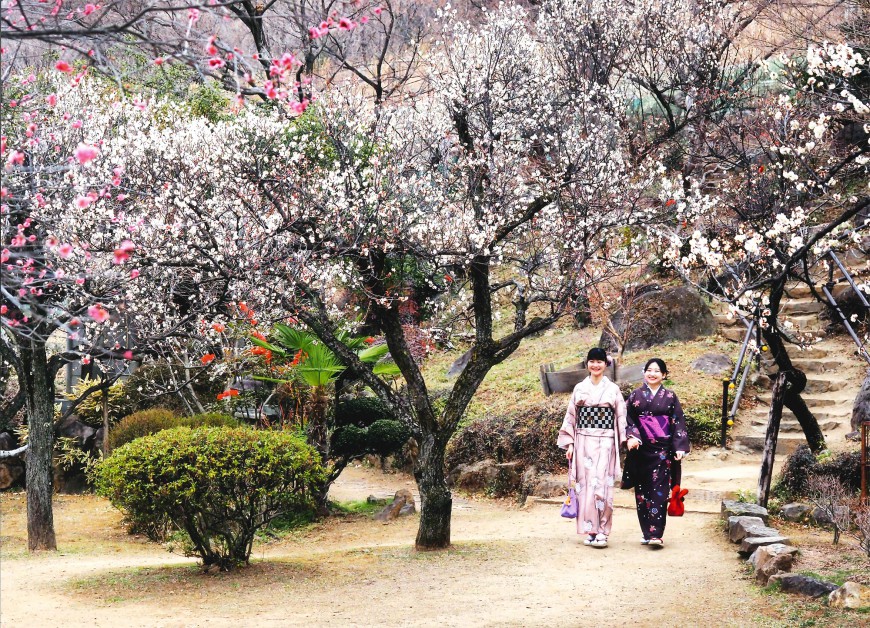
[{"left": 557, "top": 347, "right": 627, "bottom": 547}]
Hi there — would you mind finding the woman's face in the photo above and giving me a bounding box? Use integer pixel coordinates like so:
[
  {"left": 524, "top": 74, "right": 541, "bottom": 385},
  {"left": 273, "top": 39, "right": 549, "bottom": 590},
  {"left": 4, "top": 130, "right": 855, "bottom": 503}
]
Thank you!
[
  {"left": 587, "top": 359, "right": 607, "bottom": 376},
  {"left": 644, "top": 363, "right": 665, "bottom": 387}
]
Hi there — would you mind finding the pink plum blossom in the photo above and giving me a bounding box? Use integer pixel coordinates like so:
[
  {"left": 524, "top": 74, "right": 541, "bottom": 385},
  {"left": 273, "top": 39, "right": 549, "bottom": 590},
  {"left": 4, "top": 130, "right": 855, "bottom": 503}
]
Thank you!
[
  {"left": 87, "top": 304, "right": 110, "bottom": 323},
  {"left": 74, "top": 143, "right": 100, "bottom": 164}
]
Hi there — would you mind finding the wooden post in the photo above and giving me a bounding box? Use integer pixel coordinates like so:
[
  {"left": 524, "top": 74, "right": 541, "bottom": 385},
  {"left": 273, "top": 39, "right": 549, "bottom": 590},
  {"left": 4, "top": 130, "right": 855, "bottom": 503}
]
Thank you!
[
  {"left": 862, "top": 420, "right": 869, "bottom": 503},
  {"left": 102, "top": 386, "right": 109, "bottom": 456},
  {"left": 758, "top": 372, "right": 787, "bottom": 508},
  {"left": 539, "top": 364, "right": 551, "bottom": 397},
  {"left": 721, "top": 379, "right": 730, "bottom": 449}
]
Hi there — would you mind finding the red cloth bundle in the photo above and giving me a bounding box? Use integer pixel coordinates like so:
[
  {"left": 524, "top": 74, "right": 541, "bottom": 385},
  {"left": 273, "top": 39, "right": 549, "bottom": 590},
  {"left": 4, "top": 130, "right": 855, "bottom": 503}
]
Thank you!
[{"left": 667, "top": 485, "right": 688, "bottom": 517}]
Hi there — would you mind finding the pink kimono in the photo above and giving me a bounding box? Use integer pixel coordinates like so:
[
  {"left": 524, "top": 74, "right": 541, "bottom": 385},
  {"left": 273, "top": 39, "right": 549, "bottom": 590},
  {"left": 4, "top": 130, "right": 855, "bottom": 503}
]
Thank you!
[{"left": 557, "top": 376, "right": 627, "bottom": 538}]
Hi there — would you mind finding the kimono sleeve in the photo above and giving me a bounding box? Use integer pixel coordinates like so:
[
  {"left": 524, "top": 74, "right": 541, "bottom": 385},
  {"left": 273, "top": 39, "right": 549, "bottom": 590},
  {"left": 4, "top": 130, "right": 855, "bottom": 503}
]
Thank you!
[
  {"left": 557, "top": 388, "right": 578, "bottom": 449},
  {"left": 671, "top": 394, "right": 691, "bottom": 453},
  {"left": 614, "top": 388, "right": 628, "bottom": 445},
  {"left": 625, "top": 389, "right": 642, "bottom": 442}
]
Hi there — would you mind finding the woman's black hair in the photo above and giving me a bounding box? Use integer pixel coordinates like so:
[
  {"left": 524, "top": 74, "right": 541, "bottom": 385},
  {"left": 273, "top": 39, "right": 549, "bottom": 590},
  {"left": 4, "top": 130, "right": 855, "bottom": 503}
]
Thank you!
[
  {"left": 644, "top": 358, "right": 668, "bottom": 375},
  {"left": 586, "top": 347, "right": 610, "bottom": 365}
]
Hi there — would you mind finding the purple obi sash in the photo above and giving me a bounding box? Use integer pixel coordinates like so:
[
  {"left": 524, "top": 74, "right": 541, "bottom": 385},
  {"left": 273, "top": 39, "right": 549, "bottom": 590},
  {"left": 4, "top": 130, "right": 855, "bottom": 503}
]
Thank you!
[{"left": 638, "top": 414, "right": 671, "bottom": 442}]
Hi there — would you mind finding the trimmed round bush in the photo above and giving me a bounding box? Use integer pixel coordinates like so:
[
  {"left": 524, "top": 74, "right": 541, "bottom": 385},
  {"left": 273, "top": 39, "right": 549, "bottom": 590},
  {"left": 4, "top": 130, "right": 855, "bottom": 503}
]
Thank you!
[
  {"left": 335, "top": 396, "right": 394, "bottom": 428},
  {"left": 331, "top": 424, "right": 367, "bottom": 457},
  {"left": 330, "top": 420, "right": 409, "bottom": 460},
  {"left": 366, "top": 420, "right": 411, "bottom": 458},
  {"left": 108, "top": 409, "right": 240, "bottom": 450},
  {"left": 95, "top": 427, "right": 325, "bottom": 570}
]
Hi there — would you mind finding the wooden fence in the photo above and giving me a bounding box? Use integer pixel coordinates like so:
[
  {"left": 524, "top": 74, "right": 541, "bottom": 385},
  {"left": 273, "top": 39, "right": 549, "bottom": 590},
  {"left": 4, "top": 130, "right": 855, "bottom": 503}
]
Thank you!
[{"left": 539, "top": 359, "right": 646, "bottom": 396}]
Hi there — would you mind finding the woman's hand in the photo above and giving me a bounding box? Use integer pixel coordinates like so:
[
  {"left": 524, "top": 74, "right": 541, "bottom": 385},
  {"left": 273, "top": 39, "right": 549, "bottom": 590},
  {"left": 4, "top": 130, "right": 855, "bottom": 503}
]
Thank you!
[
  {"left": 627, "top": 437, "right": 641, "bottom": 451},
  {"left": 566, "top": 444, "right": 574, "bottom": 460},
  {"left": 674, "top": 451, "right": 686, "bottom": 461}
]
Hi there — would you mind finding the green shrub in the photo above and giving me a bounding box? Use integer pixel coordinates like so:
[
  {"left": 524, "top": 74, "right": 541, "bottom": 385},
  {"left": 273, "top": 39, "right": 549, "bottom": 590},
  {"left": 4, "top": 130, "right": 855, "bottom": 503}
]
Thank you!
[
  {"left": 335, "top": 396, "right": 394, "bottom": 428},
  {"left": 366, "top": 420, "right": 411, "bottom": 457},
  {"left": 447, "top": 399, "right": 565, "bottom": 474},
  {"left": 330, "top": 420, "right": 409, "bottom": 459},
  {"left": 65, "top": 378, "right": 133, "bottom": 428},
  {"left": 817, "top": 450, "right": 860, "bottom": 493},
  {"left": 774, "top": 445, "right": 860, "bottom": 500},
  {"left": 108, "top": 409, "right": 240, "bottom": 450},
  {"left": 95, "top": 427, "right": 326, "bottom": 571},
  {"left": 331, "top": 424, "right": 367, "bottom": 457},
  {"left": 683, "top": 404, "right": 721, "bottom": 448}
]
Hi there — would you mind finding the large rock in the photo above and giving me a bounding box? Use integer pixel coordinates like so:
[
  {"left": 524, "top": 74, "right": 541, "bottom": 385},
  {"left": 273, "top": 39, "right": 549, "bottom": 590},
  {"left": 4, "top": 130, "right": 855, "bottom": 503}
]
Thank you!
[
  {"left": 56, "top": 416, "right": 96, "bottom": 449},
  {"left": 828, "top": 581, "right": 870, "bottom": 609},
  {"left": 721, "top": 500, "right": 769, "bottom": 524},
  {"left": 810, "top": 505, "right": 849, "bottom": 526},
  {"left": 728, "top": 517, "right": 779, "bottom": 543},
  {"left": 739, "top": 536, "right": 791, "bottom": 555},
  {"left": 768, "top": 574, "right": 838, "bottom": 598},
  {"left": 748, "top": 544, "right": 799, "bottom": 585},
  {"left": 690, "top": 353, "right": 733, "bottom": 376},
  {"left": 447, "top": 349, "right": 472, "bottom": 378},
  {"left": 780, "top": 503, "right": 811, "bottom": 522},
  {"left": 850, "top": 368, "right": 870, "bottom": 436},
  {"left": 448, "top": 459, "right": 523, "bottom": 496},
  {"left": 0, "top": 460, "right": 24, "bottom": 489},
  {"left": 727, "top": 516, "right": 765, "bottom": 542},
  {"left": 0, "top": 432, "right": 16, "bottom": 451},
  {"left": 530, "top": 478, "right": 568, "bottom": 498},
  {"left": 374, "top": 489, "right": 415, "bottom": 522},
  {"left": 600, "top": 285, "right": 717, "bottom": 352}
]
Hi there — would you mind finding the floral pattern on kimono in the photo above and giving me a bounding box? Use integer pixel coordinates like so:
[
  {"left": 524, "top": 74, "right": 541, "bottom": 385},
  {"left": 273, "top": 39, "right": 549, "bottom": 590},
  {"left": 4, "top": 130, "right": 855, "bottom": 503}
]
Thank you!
[{"left": 624, "top": 384, "right": 690, "bottom": 539}]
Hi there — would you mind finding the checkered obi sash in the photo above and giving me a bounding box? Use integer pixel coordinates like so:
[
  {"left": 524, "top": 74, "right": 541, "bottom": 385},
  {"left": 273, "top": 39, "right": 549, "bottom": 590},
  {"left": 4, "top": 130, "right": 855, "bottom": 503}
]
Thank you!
[{"left": 574, "top": 405, "right": 615, "bottom": 430}]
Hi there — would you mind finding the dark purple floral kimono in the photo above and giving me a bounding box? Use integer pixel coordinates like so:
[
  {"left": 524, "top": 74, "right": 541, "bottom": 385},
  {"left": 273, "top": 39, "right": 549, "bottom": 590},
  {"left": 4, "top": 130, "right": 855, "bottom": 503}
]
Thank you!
[{"left": 623, "top": 384, "right": 690, "bottom": 540}]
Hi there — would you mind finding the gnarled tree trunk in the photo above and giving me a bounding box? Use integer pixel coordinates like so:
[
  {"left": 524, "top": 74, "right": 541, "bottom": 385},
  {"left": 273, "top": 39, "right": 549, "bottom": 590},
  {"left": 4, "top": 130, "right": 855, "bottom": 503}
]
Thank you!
[
  {"left": 18, "top": 336, "right": 57, "bottom": 551},
  {"left": 414, "top": 430, "right": 452, "bottom": 550}
]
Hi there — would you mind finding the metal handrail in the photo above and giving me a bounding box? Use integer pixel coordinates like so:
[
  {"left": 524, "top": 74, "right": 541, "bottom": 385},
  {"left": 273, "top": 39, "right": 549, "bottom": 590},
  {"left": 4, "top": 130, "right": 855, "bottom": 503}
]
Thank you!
[
  {"left": 721, "top": 316, "right": 757, "bottom": 448},
  {"left": 822, "top": 250, "right": 870, "bottom": 364}
]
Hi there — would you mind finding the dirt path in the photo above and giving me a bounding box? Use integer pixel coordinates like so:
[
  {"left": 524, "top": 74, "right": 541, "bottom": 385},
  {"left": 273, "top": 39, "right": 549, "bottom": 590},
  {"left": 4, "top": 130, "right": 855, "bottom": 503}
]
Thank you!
[{"left": 1, "top": 466, "right": 774, "bottom": 628}]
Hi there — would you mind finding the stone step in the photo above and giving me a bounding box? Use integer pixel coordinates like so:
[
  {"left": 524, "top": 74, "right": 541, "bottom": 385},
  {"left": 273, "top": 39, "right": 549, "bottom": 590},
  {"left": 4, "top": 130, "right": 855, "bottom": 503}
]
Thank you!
[
  {"left": 749, "top": 408, "right": 845, "bottom": 425},
  {"left": 722, "top": 327, "right": 748, "bottom": 342},
  {"left": 713, "top": 313, "right": 742, "bottom": 327},
  {"left": 792, "top": 359, "right": 837, "bottom": 374},
  {"left": 838, "top": 248, "right": 870, "bottom": 266},
  {"left": 784, "top": 313, "right": 825, "bottom": 329},
  {"left": 785, "top": 282, "right": 857, "bottom": 300},
  {"left": 804, "top": 376, "right": 851, "bottom": 394},
  {"left": 748, "top": 419, "right": 841, "bottom": 433},
  {"left": 754, "top": 393, "right": 842, "bottom": 408},
  {"left": 784, "top": 346, "right": 830, "bottom": 359},
  {"left": 734, "top": 435, "right": 806, "bottom": 454},
  {"left": 780, "top": 300, "right": 825, "bottom": 315}
]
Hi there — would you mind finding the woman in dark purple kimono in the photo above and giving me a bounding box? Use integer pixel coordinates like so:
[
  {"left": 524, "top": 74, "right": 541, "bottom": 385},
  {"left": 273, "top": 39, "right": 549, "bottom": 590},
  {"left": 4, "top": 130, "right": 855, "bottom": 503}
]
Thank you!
[{"left": 624, "top": 358, "right": 689, "bottom": 547}]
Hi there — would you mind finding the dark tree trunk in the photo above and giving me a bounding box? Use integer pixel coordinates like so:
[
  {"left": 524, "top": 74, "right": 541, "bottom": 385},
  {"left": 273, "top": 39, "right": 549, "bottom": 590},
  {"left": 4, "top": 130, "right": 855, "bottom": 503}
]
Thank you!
[
  {"left": 414, "top": 430, "right": 452, "bottom": 550},
  {"left": 762, "top": 310, "right": 826, "bottom": 454},
  {"left": 18, "top": 337, "right": 57, "bottom": 551},
  {"left": 758, "top": 372, "right": 786, "bottom": 508},
  {"left": 307, "top": 387, "right": 332, "bottom": 513},
  {"left": 782, "top": 389, "right": 826, "bottom": 453}
]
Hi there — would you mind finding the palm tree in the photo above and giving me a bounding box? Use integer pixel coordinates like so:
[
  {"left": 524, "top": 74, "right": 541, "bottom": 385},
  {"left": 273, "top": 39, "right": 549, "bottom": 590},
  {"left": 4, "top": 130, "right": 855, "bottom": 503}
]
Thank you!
[{"left": 251, "top": 324, "right": 399, "bottom": 507}]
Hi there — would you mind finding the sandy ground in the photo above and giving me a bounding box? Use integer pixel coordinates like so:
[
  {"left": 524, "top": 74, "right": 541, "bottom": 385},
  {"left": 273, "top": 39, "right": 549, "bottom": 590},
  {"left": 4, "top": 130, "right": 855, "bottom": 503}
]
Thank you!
[{"left": 0, "top": 459, "right": 783, "bottom": 628}]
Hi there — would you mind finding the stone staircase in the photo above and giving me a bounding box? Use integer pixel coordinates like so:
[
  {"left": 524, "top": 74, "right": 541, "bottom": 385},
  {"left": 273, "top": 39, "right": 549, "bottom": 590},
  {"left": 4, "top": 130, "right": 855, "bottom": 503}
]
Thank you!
[{"left": 715, "top": 246, "right": 869, "bottom": 454}]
